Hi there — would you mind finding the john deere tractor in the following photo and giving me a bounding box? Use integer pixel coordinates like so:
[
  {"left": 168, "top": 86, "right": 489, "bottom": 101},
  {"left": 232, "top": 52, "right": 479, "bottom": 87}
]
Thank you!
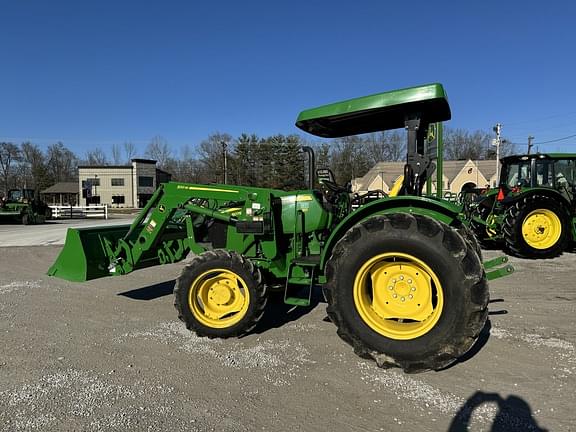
[
  {"left": 49, "top": 83, "right": 512, "bottom": 372},
  {"left": 0, "top": 188, "right": 51, "bottom": 224},
  {"left": 471, "top": 153, "right": 576, "bottom": 258}
]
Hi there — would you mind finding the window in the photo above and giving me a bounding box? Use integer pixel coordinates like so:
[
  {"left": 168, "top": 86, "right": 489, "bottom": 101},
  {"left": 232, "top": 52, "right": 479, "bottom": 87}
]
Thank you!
[
  {"left": 82, "top": 178, "right": 100, "bottom": 187},
  {"left": 535, "top": 160, "right": 554, "bottom": 187},
  {"left": 112, "top": 195, "right": 125, "bottom": 204},
  {"left": 504, "top": 161, "right": 531, "bottom": 188},
  {"left": 553, "top": 159, "right": 576, "bottom": 190},
  {"left": 111, "top": 178, "right": 125, "bottom": 187},
  {"left": 138, "top": 176, "right": 154, "bottom": 187}
]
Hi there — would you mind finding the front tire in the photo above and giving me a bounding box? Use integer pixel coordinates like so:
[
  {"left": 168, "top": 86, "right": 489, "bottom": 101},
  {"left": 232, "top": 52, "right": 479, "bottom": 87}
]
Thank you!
[
  {"left": 174, "top": 250, "right": 267, "bottom": 338},
  {"left": 502, "top": 195, "right": 569, "bottom": 258},
  {"left": 324, "top": 213, "right": 488, "bottom": 373}
]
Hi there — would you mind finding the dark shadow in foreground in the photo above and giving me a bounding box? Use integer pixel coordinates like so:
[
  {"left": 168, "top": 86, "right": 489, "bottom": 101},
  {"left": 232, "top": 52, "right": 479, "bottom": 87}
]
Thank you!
[
  {"left": 441, "top": 319, "right": 492, "bottom": 371},
  {"left": 250, "top": 286, "right": 324, "bottom": 335},
  {"left": 117, "top": 280, "right": 175, "bottom": 300},
  {"left": 448, "top": 391, "right": 548, "bottom": 432},
  {"left": 117, "top": 281, "right": 326, "bottom": 336}
]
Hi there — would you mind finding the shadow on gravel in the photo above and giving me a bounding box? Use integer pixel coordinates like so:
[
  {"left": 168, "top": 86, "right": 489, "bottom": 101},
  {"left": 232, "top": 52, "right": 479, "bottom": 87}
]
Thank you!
[
  {"left": 117, "top": 280, "right": 175, "bottom": 300},
  {"left": 250, "top": 286, "right": 325, "bottom": 335},
  {"left": 441, "top": 320, "right": 492, "bottom": 371},
  {"left": 448, "top": 391, "right": 548, "bottom": 431}
]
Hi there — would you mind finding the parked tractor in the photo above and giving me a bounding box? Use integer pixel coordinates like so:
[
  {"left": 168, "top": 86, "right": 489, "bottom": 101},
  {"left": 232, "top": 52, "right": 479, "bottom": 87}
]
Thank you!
[
  {"left": 0, "top": 188, "right": 51, "bottom": 224},
  {"left": 471, "top": 153, "right": 576, "bottom": 258},
  {"left": 49, "top": 83, "right": 512, "bottom": 372}
]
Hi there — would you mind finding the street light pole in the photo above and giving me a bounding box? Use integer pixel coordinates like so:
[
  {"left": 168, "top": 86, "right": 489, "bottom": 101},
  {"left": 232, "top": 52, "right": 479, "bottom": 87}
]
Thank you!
[
  {"left": 492, "top": 123, "right": 502, "bottom": 186},
  {"left": 94, "top": 174, "right": 98, "bottom": 204},
  {"left": 222, "top": 141, "right": 228, "bottom": 184},
  {"left": 528, "top": 135, "right": 534, "bottom": 155}
]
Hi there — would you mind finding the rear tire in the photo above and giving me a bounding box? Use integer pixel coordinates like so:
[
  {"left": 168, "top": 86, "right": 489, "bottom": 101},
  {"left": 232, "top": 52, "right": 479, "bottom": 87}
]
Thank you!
[
  {"left": 174, "top": 250, "right": 267, "bottom": 338},
  {"left": 502, "top": 194, "right": 569, "bottom": 258},
  {"left": 323, "top": 213, "right": 488, "bottom": 373}
]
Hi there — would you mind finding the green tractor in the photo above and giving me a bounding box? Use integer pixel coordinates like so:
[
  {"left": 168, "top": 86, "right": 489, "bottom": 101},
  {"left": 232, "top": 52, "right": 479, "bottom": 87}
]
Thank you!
[
  {"left": 48, "top": 83, "right": 512, "bottom": 372},
  {"left": 0, "top": 188, "right": 52, "bottom": 224},
  {"left": 471, "top": 153, "right": 576, "bottom": 258}
]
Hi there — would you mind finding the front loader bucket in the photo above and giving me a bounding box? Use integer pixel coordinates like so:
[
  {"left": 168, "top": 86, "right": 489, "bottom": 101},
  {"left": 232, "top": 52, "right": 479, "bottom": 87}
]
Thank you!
[{"left": 48, "top": 224, "right": 131, "bottom": 282}]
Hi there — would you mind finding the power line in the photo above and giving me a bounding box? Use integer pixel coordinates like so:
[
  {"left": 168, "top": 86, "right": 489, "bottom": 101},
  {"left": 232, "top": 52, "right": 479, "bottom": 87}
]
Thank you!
[
  {"left": 504, "top": 110, "right": 576, "bottom": 128},
  {"left": 508, "top": 133, "right": 576, "bottom": 146},
  {"left": 533, "top": 133, "right": 576, "bottom": 145}
]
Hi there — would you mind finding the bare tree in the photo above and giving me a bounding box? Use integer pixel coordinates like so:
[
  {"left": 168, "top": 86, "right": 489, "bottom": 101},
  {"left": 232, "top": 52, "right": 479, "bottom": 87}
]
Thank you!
[
  {"left": 146, "top": 136, "right": 171, "bottom": 168},
  {"left": 0, "top": 142, "right": 21, "bottom": 194},
  {"left": 21, "top": 142, "right": 50, "bottom": 190},
  {"left": 85, "top": 147, "right": 108, "bottom": 165},
  {"left": 365, "top": 131, "right": 406, "bottom": 164},
  {"left": 123, "top": 141, "right": 136, "bottom": 163},
  {"left": 331, "top": 136, "right": 371, "bottom": 183},
  {"left": 46, "top": 142, "right": 78, "bottom": 183},
  {"left": 444, "top": 128, "right": 492, "bottom": 160},
  {"left": 111, "top": 143, "right": 122, "bottom": 165},
  {"left": 198, "top": 132, "right": 232, "bottom": 183}
]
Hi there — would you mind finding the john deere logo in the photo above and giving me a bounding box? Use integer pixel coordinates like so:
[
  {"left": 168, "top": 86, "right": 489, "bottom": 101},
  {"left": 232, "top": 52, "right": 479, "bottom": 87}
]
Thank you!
[{"left": 158, "top": 205, "right": 166, "bottom": 213}]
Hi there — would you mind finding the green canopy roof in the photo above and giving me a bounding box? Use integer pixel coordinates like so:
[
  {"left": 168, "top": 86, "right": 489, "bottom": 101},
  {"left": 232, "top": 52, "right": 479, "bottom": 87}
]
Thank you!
[{"left": 295, "top": 83, "right": 451, "bottom": 138}]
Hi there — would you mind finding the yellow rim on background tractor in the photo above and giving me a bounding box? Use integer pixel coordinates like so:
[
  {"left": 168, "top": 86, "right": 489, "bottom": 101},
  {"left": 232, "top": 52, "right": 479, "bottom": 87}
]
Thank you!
[
  {"left": 353, "top": 252, "right": 444, "bottom": 340},
  {"left": 188, "top": 268, "right": 250, "bottom": 328},
  {"left": 521, "top": 209, "right": 562, "bottom": 250}
]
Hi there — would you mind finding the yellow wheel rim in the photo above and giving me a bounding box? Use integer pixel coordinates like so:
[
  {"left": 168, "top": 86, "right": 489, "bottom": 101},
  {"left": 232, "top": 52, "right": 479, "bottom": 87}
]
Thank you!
[
  {"left": 353, "top": 252, "right": 444, "bottom": 340},
  {"left": 188, "top": 268, "right": 250, "bottom": 328},
  {"left": 521, "top": 209, "right": 561, "bottom": 250}
]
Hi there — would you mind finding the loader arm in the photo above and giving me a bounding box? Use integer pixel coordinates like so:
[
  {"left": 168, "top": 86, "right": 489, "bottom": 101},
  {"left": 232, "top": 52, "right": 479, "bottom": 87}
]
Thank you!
[{"left": 48, "top": 182, "right": 278, "bottom": 281}]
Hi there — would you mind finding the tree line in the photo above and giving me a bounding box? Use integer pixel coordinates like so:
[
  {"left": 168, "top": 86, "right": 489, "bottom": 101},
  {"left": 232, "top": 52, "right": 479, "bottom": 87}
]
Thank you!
[{"left": 0, "top": 127, "right": 514, "bottom": 195}]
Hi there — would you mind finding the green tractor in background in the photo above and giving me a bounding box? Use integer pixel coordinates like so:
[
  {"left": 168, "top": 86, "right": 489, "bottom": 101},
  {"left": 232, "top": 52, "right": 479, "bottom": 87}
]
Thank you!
[
  {"left": 471, "top": 153, "right": 576, "bottom": 258},
  {"left": 48, "top": 83, "right": 512, "bottom": 373},
  {"left": 0, "top": 188, "right": 52, "bottom": 224}
]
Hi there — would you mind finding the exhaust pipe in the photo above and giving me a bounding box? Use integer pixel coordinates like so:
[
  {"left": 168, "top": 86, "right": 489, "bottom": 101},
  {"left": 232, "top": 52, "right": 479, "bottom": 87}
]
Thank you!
[{"left": 302, "top": 146, "right": 315, "bottom": 190}]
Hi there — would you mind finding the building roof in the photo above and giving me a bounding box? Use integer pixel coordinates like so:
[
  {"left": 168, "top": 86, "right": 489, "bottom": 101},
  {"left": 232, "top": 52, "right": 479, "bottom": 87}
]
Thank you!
[
  {"left": 131, "top": 158, "right": 157, "bottom": 164},
  {"left": 354, "top": 158, "right": 500, "bottom": 192},
  {"left": 475, "top": 160, "right": 498, "bottom": 179},
  {"left": 78, "top": 164, "right": 131, "bottom": 169},
  {"left": 41, "top": 182, "right": 78, "bottom": 194}
]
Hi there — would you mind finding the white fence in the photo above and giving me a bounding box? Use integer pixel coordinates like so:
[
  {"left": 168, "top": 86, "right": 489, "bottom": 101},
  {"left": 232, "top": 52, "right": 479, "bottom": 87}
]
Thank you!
[{"left": 49, "top": 205, "right": 108, "bottom": 220}]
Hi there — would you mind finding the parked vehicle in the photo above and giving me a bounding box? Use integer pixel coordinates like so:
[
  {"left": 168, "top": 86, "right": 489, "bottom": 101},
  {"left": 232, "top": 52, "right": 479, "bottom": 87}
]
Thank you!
[
  {"left": 49, "top": 83, "right": 512, "bottom": 372},
  {"left": 0, "top": 188, "right": 51, "bottom": 224}
]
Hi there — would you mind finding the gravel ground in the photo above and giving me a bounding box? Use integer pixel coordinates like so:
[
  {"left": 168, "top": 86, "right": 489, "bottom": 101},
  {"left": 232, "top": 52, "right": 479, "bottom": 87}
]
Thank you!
[{"left": 0, "top": 232, "right": 575, "bottom": 431}]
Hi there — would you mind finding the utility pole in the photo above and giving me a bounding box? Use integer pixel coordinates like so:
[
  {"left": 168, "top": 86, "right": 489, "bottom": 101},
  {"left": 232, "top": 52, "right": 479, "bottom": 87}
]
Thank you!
[
  {"left": 221, "top": 141, "right": 228, "bottom": 184},
  {"left": 528, "top": 135, "right": 534, "bottom": 155},
  {"left": 492, "top": 123, "right": 502, "bottom": 186}
]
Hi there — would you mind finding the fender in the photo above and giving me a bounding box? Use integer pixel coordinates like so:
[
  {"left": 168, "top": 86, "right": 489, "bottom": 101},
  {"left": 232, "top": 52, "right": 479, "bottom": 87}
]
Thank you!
[
  {"left": 501, "top": 187, "right": 571, "bottom": 210},
  {"left": 319, "top": 196, "right": 462, "bottom": 270}
]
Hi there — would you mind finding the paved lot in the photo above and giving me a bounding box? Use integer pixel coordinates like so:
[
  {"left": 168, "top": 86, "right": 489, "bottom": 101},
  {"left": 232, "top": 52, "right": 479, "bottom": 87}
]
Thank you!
[
  {"left": 0, "top": 221, "right": 575, "bottom": 431},
  {"left": 0, "top": 216, "right": 134, "bottom": 247}
]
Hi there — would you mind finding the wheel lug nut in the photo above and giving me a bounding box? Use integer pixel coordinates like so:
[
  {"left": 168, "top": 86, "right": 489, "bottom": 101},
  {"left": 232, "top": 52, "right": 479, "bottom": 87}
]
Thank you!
[
  {"left": 411, "top": 287, "right": 416, "bottom": 291},
  {"left": 399, "top": 276, "right": 404, "bottom": 280},
  {"left": 388, "top": 286, "right": 393, "bottom": 290},
  {"left": 401, "top": 297, "right": 405, "bottom": 302},
  {"left": 409, "top": 294, "right": 413, "bottom": 299},
  {"left": 393, "top": 294, "right": 397, "bottom": 298},
  {"left": 407, "top": 279, "right": 412, "bottom": 284}
]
